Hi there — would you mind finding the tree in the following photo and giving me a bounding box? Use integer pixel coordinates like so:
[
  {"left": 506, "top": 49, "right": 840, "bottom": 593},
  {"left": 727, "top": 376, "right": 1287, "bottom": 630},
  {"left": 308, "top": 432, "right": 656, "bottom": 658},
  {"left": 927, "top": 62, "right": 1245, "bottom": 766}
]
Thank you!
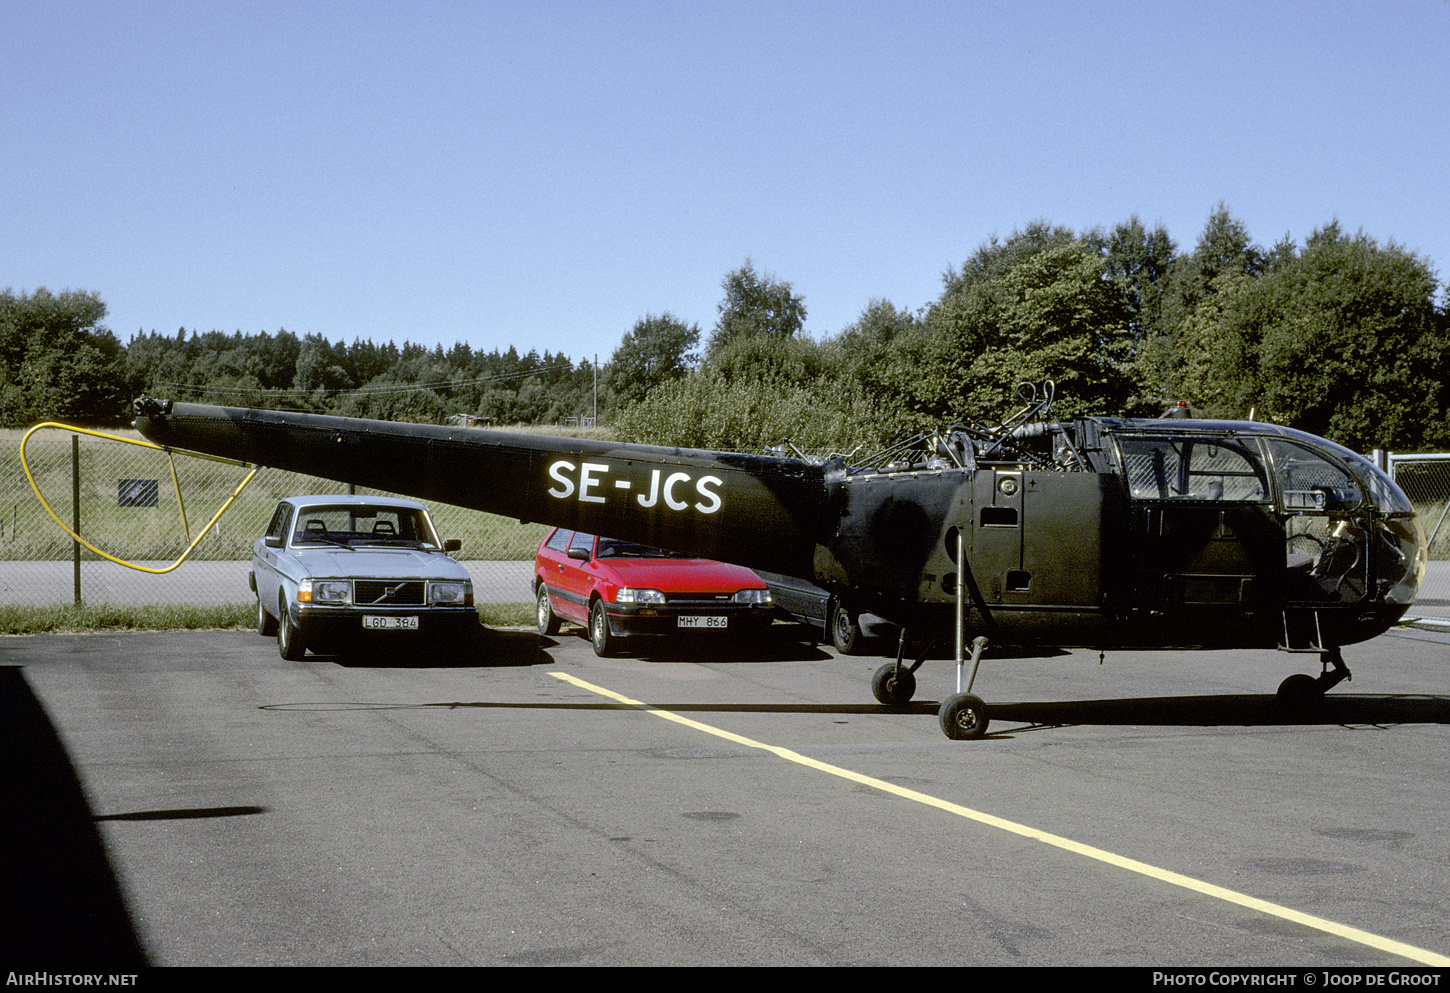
[
  {"left": 607, "top": 312, "right": 699, "bottom": 407},
  {"left": 1138, "top": 205, "right": 1270, "bottom": 409},
  {"left": 1220, "top": 225, "right": 1447, "bottom": 450},
  {"left": 1158, "top": 203, "right": 1266, "bottom": 331},
  {"left": 939, "top": 220, "right": 1077, "bottom": 299},
  {"left": 708, "top": 331, "right": 825, "bottom": 387},
  {"left": 613, "top": 372, "right": 887, "bottom": 453},
  {"left": 823, "top": 299, "right": 917, "bottom": 378},
  {"left": 1092, "top": 215, "right": 1177, "bottom": 354},
  {"left": 816, "top": 299, "right": 921, "bottom": 436},
  {"left": 291, "top": 333, "right": 353, "bottom": 408},
  {"left": 1138, "top": 218, "right": 1448, "bottom": 449},
  {"left": 705, "top": 259, "right": 807, "bottom": 361},
  {"left": 0, "top": 287, "right": 130, "bottom": 425},
  {"left": 908, "top": 233, "right": 1141, "bottom": 426},
  {"left": 1140, "top": 268, "right": 1257, "bottom": 416},
  {"left": 126, "top": 329, "right": 196, "bottom": 396}
]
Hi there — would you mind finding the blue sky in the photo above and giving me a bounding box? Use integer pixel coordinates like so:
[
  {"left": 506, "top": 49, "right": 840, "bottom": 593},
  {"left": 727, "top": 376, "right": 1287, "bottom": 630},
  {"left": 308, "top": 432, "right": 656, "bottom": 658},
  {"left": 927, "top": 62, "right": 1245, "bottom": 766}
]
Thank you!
[{"left": 6, "top": 0, "right": 1448, "bottom": 365}]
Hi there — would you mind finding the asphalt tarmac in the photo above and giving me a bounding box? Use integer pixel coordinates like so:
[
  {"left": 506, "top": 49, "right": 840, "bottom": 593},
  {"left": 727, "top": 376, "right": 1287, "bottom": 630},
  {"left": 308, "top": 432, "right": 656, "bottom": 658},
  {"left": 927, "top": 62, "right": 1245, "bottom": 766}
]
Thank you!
[
  {"left": 0, "top": 559, "right": 536, "bottom": 606},
  {"left": 5, "top": 559, "right": 1448, "bottom": 613},
  {"left": 4, "top": 620, "right": 1449, "bottom": 968}
]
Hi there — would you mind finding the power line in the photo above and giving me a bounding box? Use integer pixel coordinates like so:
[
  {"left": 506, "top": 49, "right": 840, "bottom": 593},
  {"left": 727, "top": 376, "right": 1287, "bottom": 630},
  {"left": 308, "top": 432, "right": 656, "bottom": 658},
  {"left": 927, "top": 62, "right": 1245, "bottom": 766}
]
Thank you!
[{"left": 156, "top": 361, "right": 580, "bottom": 400}]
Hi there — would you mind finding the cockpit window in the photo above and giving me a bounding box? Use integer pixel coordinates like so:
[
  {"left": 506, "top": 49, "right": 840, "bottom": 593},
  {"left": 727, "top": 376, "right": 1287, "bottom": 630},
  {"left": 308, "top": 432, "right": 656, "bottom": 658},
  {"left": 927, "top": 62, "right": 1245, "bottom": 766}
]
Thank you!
[
  {"left": 1263, "top": 440, "right": 1362, "bottom": 513},
  {"left": 1335, "top": 450, "right": 1414, "bottom": 515},
  {"left": 1263, "top": 432, "right": 1414, "bottom": 515},
  {"left": 1117, "top": 436, "right": 1268, "bottom": 501}
]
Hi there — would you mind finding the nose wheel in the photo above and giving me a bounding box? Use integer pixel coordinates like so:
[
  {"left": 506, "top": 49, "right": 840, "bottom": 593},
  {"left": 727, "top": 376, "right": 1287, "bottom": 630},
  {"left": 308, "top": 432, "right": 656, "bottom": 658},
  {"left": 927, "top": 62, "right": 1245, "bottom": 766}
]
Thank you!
[{"left": 1277, "top": 647, "right": 1351, "bottom": 714}]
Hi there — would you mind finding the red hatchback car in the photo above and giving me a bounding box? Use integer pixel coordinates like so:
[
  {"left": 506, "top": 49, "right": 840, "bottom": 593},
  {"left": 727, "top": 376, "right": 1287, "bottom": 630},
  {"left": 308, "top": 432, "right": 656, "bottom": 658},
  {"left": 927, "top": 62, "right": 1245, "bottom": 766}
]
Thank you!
[{"left": 533, "top": 528, "right": 778, "bottom": 656}]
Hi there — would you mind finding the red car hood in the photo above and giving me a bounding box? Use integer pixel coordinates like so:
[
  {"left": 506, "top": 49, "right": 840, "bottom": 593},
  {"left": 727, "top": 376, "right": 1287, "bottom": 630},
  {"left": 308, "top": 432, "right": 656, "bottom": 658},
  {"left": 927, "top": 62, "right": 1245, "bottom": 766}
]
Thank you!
[{"left": 595, "top": 557, "right": 764, "bottom": 593}]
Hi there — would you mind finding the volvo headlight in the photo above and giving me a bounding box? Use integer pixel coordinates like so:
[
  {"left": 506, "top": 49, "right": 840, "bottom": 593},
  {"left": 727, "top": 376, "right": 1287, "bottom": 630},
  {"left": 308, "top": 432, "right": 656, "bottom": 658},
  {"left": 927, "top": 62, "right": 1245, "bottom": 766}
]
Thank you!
[
  {"left": 299, "top": 580, "right": 352, "bottom": 604},
  {"left": 732, "top": 588, "right": 773, "bottom": 604},
  {"left": 616, "top": 588, "right": 666, "bottom": 604},
  {"left": 429, "top": 581, "right": 472, "bottom": 605}
]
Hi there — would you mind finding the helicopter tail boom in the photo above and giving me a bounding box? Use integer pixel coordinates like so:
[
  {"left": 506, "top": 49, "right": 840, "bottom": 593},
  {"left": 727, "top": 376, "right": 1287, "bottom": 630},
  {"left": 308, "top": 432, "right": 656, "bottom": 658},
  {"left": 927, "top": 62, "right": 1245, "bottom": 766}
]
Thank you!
[{"left": 132, "top": 397, "right": 825, "bottom": 578}]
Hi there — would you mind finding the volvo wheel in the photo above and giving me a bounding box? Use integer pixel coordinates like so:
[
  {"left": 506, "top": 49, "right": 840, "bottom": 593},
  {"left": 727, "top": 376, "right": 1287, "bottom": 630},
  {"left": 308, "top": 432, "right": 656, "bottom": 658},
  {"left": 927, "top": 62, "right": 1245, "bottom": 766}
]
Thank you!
[{"left": 277, "top": 601, "right": 308, "bottom": 661}]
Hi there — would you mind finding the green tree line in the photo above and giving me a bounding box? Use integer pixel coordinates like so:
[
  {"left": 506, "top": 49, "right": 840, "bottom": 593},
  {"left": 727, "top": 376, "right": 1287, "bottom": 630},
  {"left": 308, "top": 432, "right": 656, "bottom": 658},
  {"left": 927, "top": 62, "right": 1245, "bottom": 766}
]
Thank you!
[
  {"left": 0, "top": 299, "right": 601, "bottom": 429},
  {"left": 5, "top": 205, "right": 1447, "bottom": 454},
  {"left": 615, "top": 209, "right": 1450, "bottom": 454}
]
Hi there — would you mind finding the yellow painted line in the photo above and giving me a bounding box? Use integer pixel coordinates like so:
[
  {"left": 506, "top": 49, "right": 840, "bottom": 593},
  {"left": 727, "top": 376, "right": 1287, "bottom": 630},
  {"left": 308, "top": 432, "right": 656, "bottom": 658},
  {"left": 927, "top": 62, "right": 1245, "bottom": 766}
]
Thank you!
[{"left": 549, "top": 670, "right": 1450, "bottom": 967}]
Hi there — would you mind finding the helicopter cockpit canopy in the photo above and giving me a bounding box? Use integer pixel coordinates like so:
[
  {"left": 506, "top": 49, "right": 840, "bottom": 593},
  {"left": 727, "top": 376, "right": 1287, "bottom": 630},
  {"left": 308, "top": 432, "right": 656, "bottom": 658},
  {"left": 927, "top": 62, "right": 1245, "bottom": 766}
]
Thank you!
[{"left": 1099, "top": 421, "right": 1424, "bottom": 612}]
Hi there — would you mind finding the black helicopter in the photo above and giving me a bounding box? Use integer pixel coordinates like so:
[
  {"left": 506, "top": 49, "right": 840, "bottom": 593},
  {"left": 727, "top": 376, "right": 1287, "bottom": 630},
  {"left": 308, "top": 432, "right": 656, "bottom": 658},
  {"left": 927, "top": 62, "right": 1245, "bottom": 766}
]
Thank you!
[{"left": 132, "top": 384, "right": 1425, "bottom": 740}]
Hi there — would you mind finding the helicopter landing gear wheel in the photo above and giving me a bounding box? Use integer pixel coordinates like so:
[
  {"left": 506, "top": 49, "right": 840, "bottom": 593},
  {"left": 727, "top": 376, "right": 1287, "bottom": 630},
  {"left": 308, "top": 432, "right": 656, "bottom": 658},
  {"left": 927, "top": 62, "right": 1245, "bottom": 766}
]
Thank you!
[
  {"left": 1278, "top": 647, "right": 1351, "bottom": 714},
  {"left": 1277, "top": 673, "right": 1323, "bottom": 713},
  {"left": 871, "top": 663, "right": 916, "bottom": 705},
  {"left": 939, "top": 692, "right": 989, "bottom": 739}
]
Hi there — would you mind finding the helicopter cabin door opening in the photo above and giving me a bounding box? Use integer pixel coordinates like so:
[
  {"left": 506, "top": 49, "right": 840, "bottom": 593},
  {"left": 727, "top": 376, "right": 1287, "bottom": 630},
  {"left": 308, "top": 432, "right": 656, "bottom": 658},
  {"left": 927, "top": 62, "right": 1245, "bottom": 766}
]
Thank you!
[{"left": 1115, "top": 433, "right": 1285, "bottom": 611}]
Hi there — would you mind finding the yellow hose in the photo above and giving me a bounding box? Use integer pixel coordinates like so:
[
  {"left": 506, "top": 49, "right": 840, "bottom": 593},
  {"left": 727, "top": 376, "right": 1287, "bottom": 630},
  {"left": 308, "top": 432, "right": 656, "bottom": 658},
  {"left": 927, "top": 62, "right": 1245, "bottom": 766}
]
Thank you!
[{"left": 19, "top": 422, "right": 259, "bottom": 575}]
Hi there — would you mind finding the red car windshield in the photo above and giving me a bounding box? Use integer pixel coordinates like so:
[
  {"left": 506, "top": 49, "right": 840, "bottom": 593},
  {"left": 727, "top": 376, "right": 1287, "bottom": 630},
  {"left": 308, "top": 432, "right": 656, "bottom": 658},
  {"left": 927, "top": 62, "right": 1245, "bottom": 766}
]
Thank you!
[{"left": 596, "top": 538, "right": 688, "bottom": 559}]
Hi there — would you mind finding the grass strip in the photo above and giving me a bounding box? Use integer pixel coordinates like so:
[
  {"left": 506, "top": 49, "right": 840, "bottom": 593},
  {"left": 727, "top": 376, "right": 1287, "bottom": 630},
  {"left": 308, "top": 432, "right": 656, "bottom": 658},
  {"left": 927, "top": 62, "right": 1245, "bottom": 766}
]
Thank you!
[{"left": 0, "top": 601, "right": 539, "bottom": 635}]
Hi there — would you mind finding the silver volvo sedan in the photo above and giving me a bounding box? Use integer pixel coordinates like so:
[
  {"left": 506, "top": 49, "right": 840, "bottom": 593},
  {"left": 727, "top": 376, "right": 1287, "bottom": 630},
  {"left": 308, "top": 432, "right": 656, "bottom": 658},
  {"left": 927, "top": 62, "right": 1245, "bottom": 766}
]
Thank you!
[{"left": 250, "top": 494, "right": 476, "bottom": 660}]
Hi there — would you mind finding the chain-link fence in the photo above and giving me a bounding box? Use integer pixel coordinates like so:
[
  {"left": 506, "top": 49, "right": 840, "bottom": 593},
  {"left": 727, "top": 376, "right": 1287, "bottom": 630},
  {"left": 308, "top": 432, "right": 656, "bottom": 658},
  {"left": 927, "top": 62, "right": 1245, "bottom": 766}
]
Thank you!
[
  {"left": 1, "top": 426, "right": 548, "bottom": 608},
  {"left": 1390, "top": 455, "right": 1450, "bottom": 555},
  {"left": 3, "top": 426, "right": 1448, "bottom": 613},
  {"left": 1389, "top": 453, "right": 1450, "bottom": 614}
]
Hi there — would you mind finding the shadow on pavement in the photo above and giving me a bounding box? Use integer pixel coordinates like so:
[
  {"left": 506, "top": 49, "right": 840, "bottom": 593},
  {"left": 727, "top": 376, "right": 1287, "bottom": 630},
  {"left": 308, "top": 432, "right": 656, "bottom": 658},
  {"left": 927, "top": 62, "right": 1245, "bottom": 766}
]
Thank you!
[
  {"left": 983, "top": 692, "right": 1450, "bottom": 730},
  {"left": 323, "top": 625, "right": 840, "bottom": 668},
  {"left": 322, "top": 625, "right": 556, "bottom": 669},
  {"left": 0, "top": 667, "right": 148, "bottom": 969}
]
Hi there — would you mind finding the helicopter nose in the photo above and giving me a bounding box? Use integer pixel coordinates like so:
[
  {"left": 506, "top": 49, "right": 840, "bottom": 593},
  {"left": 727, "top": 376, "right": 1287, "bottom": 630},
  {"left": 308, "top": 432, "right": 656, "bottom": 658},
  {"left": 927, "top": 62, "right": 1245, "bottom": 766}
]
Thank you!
[{"left": 1378, "top": 514, "right": 1427, "bottom": 606}]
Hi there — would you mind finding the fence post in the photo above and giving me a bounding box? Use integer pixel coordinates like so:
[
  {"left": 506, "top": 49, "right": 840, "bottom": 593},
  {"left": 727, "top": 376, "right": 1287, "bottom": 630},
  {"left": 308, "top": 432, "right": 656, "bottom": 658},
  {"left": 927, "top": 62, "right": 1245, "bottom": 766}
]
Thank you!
[{"left": 72, "top": 434, "right": 81, "bottom": 606}]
